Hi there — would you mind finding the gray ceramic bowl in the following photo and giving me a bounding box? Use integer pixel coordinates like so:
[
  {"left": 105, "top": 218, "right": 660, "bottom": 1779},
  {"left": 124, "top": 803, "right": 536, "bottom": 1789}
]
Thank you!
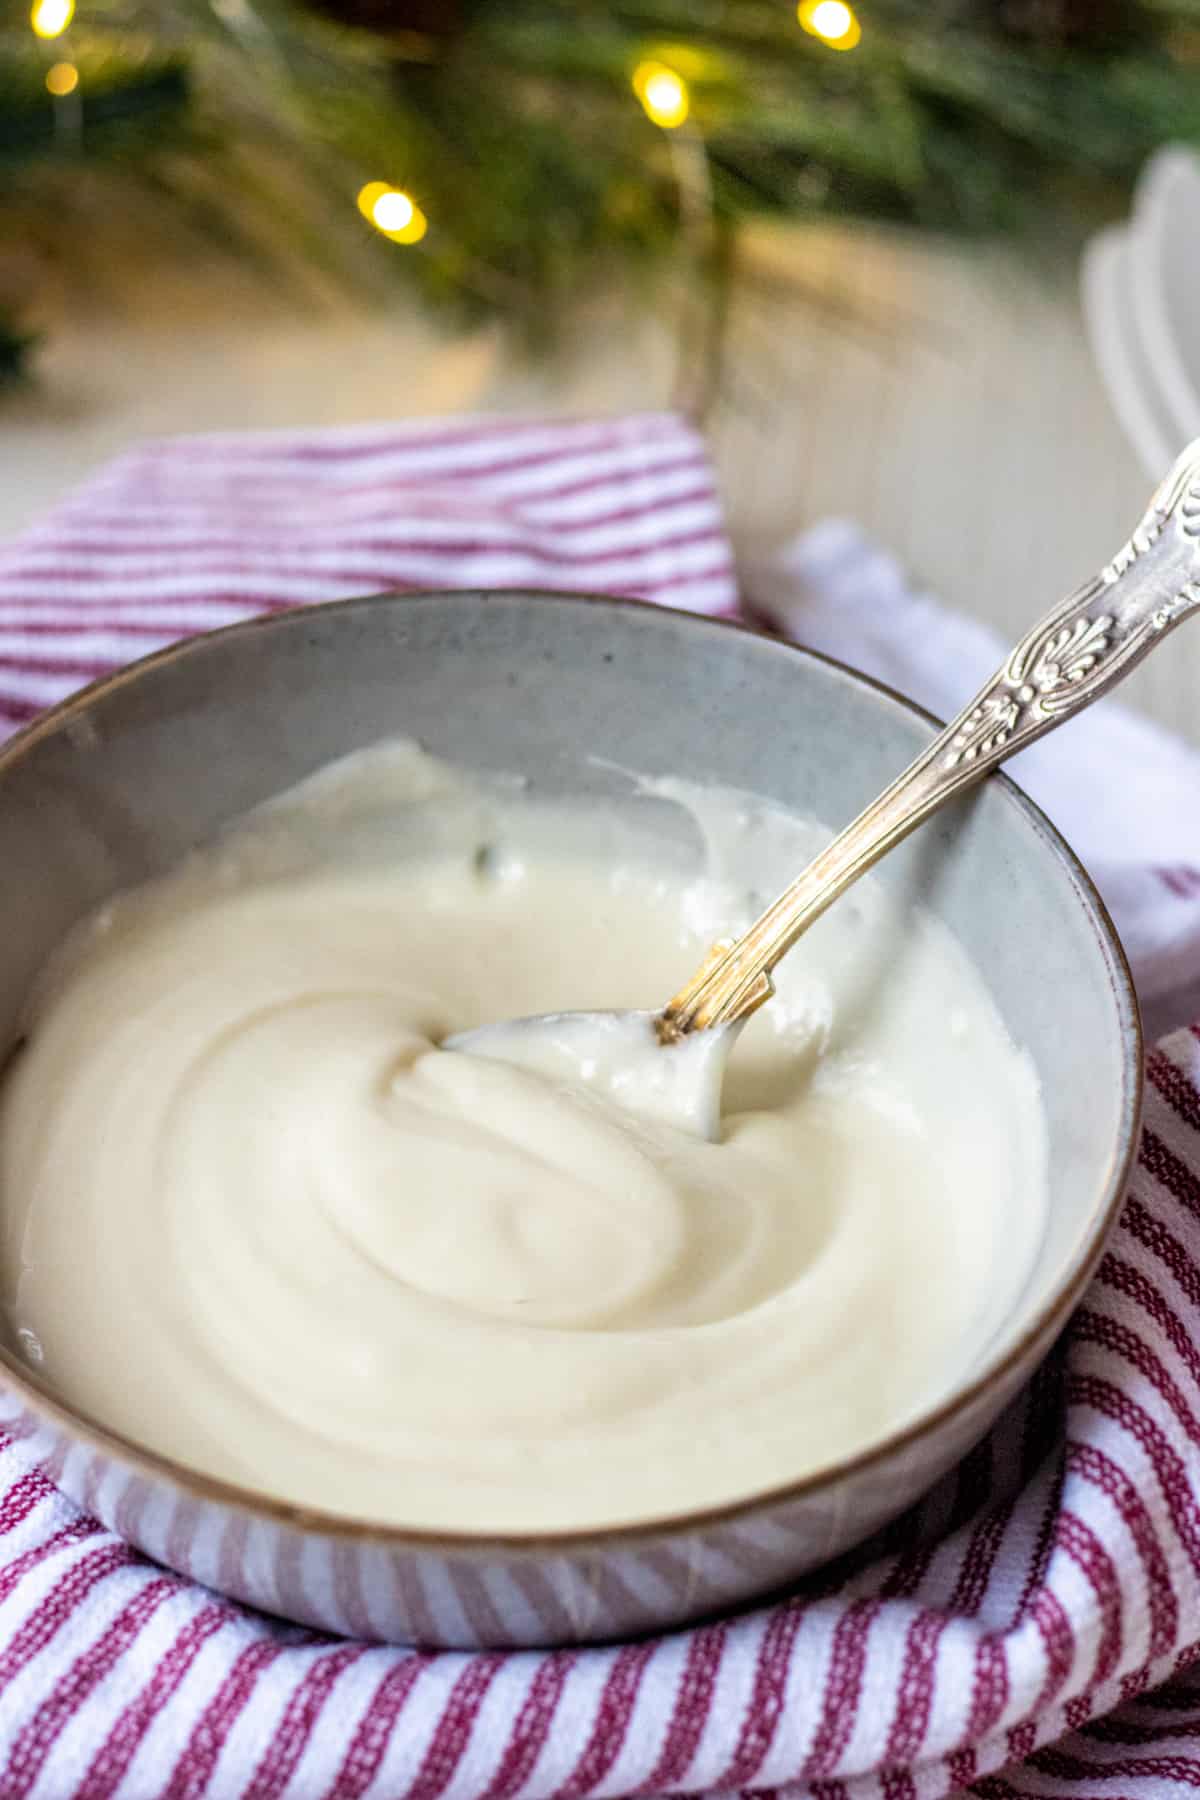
[{"left": 0, "top": 590, "right": 1141, "bottom": 1648}]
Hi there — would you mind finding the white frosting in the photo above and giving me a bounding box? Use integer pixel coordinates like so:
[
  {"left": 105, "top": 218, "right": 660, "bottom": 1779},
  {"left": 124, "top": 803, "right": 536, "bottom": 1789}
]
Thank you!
[
  {"left": 0, "top": 742, "right": 1047, "bottom": 1533},
  {"left": 447, "top": 1011, "right": 739, "bottom": 1141}
]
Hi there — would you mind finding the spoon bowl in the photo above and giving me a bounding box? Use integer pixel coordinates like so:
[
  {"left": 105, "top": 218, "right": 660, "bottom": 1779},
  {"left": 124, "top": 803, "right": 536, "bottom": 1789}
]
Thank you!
[{"left": 445, "top": 1010, "right": 739, "bottom": 1141}]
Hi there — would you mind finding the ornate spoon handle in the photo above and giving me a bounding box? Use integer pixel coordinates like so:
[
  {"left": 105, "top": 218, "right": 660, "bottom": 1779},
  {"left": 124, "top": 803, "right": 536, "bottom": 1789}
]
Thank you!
[{"left": 659, "top": 439, "right": 1200, "bottom": 1040}]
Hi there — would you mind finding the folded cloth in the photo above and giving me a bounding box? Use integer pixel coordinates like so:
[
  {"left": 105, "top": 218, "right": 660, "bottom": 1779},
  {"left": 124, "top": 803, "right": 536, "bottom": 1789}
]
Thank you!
[
  {"left": 0, "top": 412, "right": 737, "bottom": 740},
  {"left": 0, "top": 416, "right": 1199, "bottom": 1799}
]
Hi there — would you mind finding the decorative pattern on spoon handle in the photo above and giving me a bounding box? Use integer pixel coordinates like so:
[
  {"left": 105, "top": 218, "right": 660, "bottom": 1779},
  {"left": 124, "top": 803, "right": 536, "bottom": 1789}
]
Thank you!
[
  {"left": 945, "top": 451, "right": 1200, "bottom": 770},
  {"left": 659, "top": 440, "right": 1200, "bottom": 1039}
]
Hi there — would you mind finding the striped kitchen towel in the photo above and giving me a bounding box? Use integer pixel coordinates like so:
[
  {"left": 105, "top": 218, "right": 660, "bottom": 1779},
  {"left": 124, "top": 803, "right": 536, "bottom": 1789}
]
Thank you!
[
  {"left": 1, "top": 412, "right": 1200, "bottom": 1798},
  {"left": 0, "top": 412, "right": 736, "bottom": 739}
]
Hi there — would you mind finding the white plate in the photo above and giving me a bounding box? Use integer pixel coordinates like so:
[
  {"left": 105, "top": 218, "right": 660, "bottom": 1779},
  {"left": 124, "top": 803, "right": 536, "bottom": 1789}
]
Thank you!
[
  {"left": 1080, "top": 224, "right": 1183, "bottom": 478},
  {"left": 1128, "top": 146, "right": 1200, "bottom": 443}
]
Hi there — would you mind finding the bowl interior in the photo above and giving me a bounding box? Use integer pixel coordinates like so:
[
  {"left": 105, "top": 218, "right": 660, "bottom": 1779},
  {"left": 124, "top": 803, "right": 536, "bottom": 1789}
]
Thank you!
[{"left": 0, "top": 589, "right": 1139, "bottom": 1509}]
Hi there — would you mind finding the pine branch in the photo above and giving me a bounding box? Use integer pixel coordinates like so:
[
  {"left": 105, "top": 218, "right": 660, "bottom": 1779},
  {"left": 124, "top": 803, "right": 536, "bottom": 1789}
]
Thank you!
[{"left": 1, "top": 0, "right": 1197, "bottom": 351}]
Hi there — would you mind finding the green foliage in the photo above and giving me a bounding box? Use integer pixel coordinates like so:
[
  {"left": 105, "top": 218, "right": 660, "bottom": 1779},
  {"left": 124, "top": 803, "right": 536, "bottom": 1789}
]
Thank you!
[
  {"left": 0, "top": 41, "right": 188, "bottom": 149},
  {"left": 2, "top": 0, "right": 1199, "bottom": 341}
]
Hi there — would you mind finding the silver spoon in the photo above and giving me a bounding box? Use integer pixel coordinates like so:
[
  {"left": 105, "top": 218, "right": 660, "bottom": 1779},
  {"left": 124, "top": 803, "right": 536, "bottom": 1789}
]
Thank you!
[{"left": 450, "top": 438, "right": 1200, "bottom": 1138}]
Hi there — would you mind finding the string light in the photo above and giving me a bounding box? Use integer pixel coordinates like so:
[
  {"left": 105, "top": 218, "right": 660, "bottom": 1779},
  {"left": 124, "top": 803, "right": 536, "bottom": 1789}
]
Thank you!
[
  {"left": 30, "top": 0, "right": 73, "bottom": 39},
  {"left": 797, "top": 0, "right": 862, "bottom": 50},
  {"left": 356, "top": 182, "right": 427, "bottom": 245},
  {"left": 373, "top": 191, "right": 413, "bottom": 232},
  {"left": 45, "top": 59, "right": 78, "bottom": 94},
  {"left": 632, "top": 60, "right": 689, "bottom": 129}
]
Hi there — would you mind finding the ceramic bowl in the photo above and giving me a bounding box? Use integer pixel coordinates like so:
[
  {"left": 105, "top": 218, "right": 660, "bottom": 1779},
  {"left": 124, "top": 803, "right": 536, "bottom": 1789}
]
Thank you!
[{"left": 0, "top": 590, "right": 1141, "bottom": 1648}]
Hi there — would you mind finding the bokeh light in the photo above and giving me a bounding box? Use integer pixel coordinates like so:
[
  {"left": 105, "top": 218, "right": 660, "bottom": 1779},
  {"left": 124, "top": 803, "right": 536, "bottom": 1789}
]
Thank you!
[
  {"left": 45, "top": 60, "right": 78, "bottom": 94},
  {"left": 798, "top": 0, "right": 862, "bottom": 50},
  {"left": 30, "top": 0, "right": 74, "bottom": 40},
  {"left": 632, "top": 61, "right": 689, "bottom": 129},
  {"left": 372, "top": 191, "right": 413, "bottom": 233},
  {"left": 357, "top": 182, "right": 427, "bottom": 244}
]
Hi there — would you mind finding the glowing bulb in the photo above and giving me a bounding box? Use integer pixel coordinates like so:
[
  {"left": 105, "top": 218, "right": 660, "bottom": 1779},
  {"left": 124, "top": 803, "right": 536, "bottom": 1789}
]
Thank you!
[
  {"left": 798, "top": 0, "right": 862, "bottom": 50},
  {"left": 45, "top": 59, "right": 78, "bottom": 95},
  {"left": 632, "top": 61, "right": 689, "bottom": 129},
  {"left": 372, "top": 191, "right": 413, "bottom": 232},
  {"left": 356, "top": 182, "right": 427, "bottom": 244},
  {"left": 30, "top": 0, "right": 73, "bottom": 39},
  {"left": 642, "top": 71, "right": 687, "bottom": 127}
]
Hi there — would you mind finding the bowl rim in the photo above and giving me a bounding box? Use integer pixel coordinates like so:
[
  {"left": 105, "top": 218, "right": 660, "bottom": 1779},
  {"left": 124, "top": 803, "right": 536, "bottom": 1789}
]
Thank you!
[{"left": 0, "top": 586, "right": 1144, "bottom": 1552}]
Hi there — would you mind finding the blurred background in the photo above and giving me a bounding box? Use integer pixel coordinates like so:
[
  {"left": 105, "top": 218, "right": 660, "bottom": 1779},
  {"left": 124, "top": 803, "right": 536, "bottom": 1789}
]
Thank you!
[{"left": 3, "top": 0, "right": 1200, "bottom": 737}]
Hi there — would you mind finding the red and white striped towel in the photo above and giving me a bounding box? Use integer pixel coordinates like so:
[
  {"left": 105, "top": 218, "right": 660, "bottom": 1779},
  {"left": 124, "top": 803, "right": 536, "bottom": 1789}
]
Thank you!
[
  {"left": 0, "top": 412, "right": 736, "bottom": 739},
  {"left": 2, "top": 413, "right": 1200, "bottom": 1799}
]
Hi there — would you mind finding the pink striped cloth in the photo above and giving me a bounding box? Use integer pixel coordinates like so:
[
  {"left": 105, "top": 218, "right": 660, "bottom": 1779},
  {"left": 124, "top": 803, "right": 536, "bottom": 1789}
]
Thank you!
[
  {"left": 2, "top": 413, "right": 1200, "bottom": 1799},
  {"left": 0, "top": 414, "right": 735, "bottom": 736}
]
